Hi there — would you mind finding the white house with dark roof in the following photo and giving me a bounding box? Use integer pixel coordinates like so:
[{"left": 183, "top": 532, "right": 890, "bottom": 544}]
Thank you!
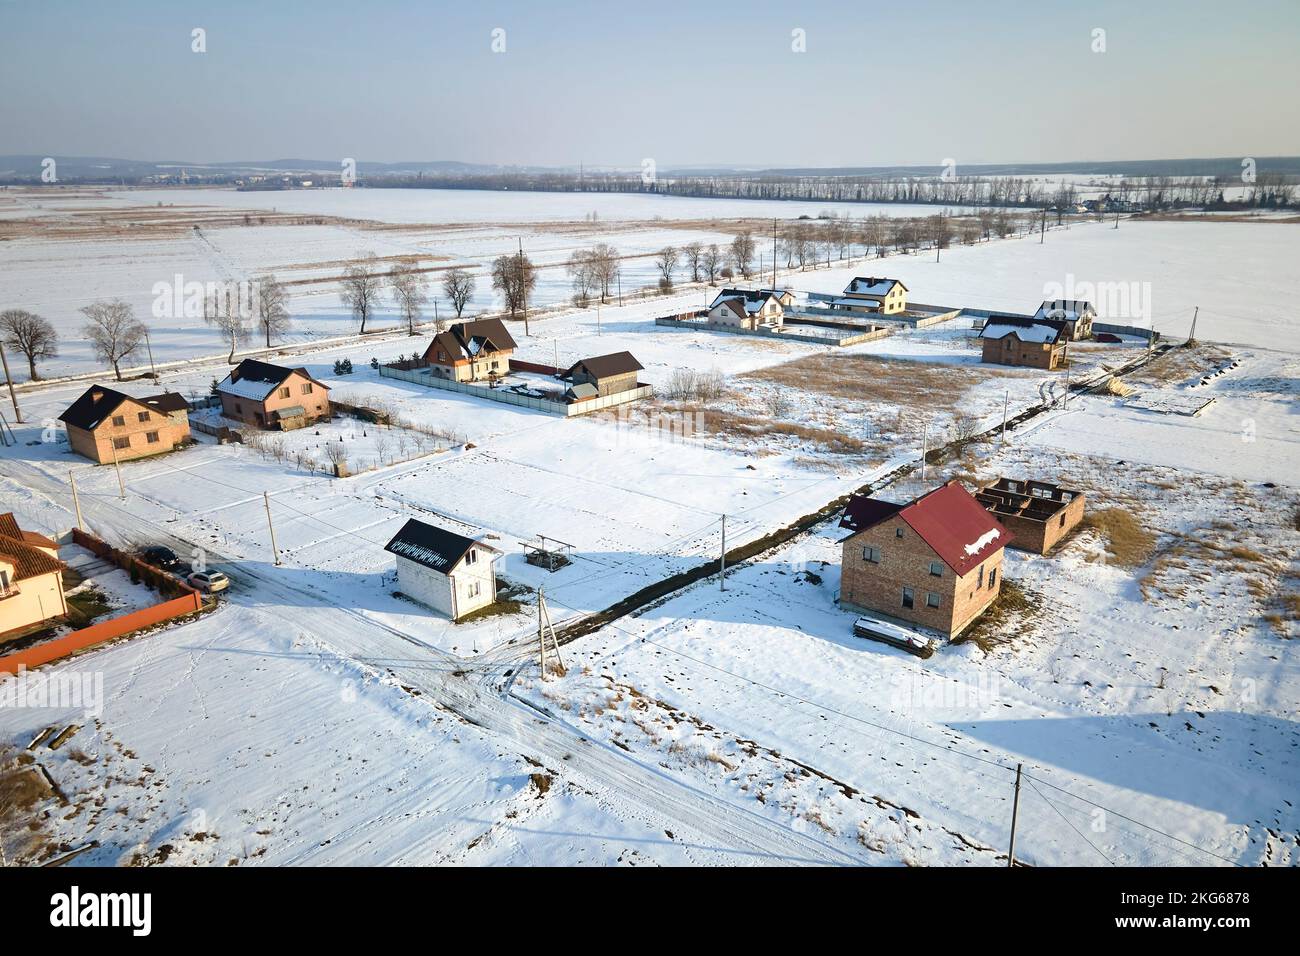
[
  {"left": 1033, "top": 299, "right": 1095, "bottom": 340},
  {"left": 384, "top": 518, "right": 500, "bottom": 621},
  {"left": 706, "top": 289, "right": 786, "bottom": 330}
]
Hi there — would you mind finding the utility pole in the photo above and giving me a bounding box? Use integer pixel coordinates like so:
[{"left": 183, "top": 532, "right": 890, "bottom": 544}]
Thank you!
[
  {"left": 537, "top": 587, "right": 563, "bottom": 679},
  {"left": 1188, "top": 306, "right": 1199, "bottom": 343},
  {"left": 1001, "top": 389, "right": 1009, "bottom": 444},
  {"left": 920, "top": 420, "right": 928, "bottom": 480},
  {"left": 0, "top": 341, "right": 23, "bottom": 424},
  {"left": 1007, "top": 763, "right": 1023, "bottom": 867},
  {"left": 69, "top": 470, "right": 84, "bottom": 530},
  {"left": 1063, "top": 342, "right": 1071, "bottom": 405},
  {"left": 110, "top": 439, "right": 126, "bottom": 499},
  {"left": 144, "top": 330, "right": 157, "bottom": 381},
  {"left": 617, "top": 271, "right": 622, "bottom": 307},
  {"left": 597, "top": 299, "right": 601, "bottom": 336},
  {"left": 433, "top": 300, "right": 439, "bottom": 330},
  {"left": 263, "top": 492, "right": 281, "bottom": 566},
  {"left": 1113, "top": 210, "right": 1120, "bottom": 230},
  {"left": 1039, "top": 208, "right": 1046, "bottom": 244},
  {"left": 719, "top": 514, "right": 727, "bottom": 592},
  {"left": 772, "top": 218, "right": 778, "bottom": 292},
  {"left": 519, "top": 237, "right": 529, "bottom": 337},
  {"left": 552, "top": 338, "right": 559, "bottom": 373}
]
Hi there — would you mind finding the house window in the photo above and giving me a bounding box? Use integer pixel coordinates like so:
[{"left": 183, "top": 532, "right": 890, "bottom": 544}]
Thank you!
[
  {"left": 978, "top": 564, "right": 985, "bottom": 587},
  {"left": 235, "top": 403, "right": 242, "bottom": 413},
  {"left": 929, "top": 561, "right": 943, "bottom": 577},
  {"left": 465, "top": 549, "right": 477, "bottom": 566},
  {"left": 926, "top": 592, "right": 941, "bottom": 608},
  {"left": 113, "top": 436, "right": 131, "bottom": 450},
  {"left": 862, "top": 545, "right": 881, "bottom": 564},
  {"left": 145, "top": 431, "right": 160, "bottom": 444},
  {"left": 989, "top": 568, "right": 998, "bottom": 589},
  {"left": 901, "top": 587, "right": 914, "bottom": 609},
  {"left": 301, "top": 383, "right": 313, "bottom": 395},
  {"left": 279, "top": 387, "right": 291, "bottom": 399},
  {"left": 111, "top": 415, "right": 126, "bottom": 427},
  {"left": 467, "top": 580, "right": 481, "bottom": 598},
  {"left": 895, "top": 527, "right": 904, "bottom": 538},
  {"left": 1059, "top": 514, "right": 1066, "bottom": 527},
  {"left": 137, "top": 411, "right": 150, "bottom": 422}
]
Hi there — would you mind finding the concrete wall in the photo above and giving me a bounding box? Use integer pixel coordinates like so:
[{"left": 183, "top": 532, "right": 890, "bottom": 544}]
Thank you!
[{"left": 839, "top": 513, "right": 1004, "bottom": 639}]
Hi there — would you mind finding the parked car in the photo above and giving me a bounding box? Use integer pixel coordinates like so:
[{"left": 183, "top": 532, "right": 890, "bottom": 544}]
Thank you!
[
  {"left": 139, "top": 545, "right": 181, "bottom": 570},
  {"left": 1094, "top": 332, "right": 1124, "bottom": 343},
  {"left": 187, "top": 570, "right": 230, "bottom": 594}
]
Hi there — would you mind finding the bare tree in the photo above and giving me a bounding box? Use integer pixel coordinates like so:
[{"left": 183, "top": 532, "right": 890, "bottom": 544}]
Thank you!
[
  {"left": 254, "top": 274, "right": 290, "bottom": 347},
  {"left": 655, "top": 246, "right": 679, "bottom": 291},
  {"left": 730, "top": 232, "right": 756, "bottom": 279},
  {"left": 442, "top": 267, "right": 475, "bottom": 319},
  {"left": 341, "top": 252, "right": 384, "bottom": 333},
  {"left": 590, "top": 243, "right": 621, "bottom": 302},
  {"left": 566, "top": 248, "right": 598, "bottom": 306},
  {"left": 389, "top": 264, "right": 429, "bottom": 335},
  {"left": 0, "top": 309, "right": 58, "bottom": 380},
  {"left": 701, "top": 244, "right": 722, "bottom": 284},
  {"left": 204, "top": 284, "right": 248, "bottom": 363},
  {"left": 491, "top": 252, "right": 537, "bottom": 323},
  {"left": 682, "top": 241, "right": 703, "bottom": 283},
  {"left": 81, "top": 299, "right": 146, "bottom": 381}
]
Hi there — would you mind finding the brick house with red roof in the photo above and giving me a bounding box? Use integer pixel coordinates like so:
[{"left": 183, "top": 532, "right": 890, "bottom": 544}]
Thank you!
[
  {"left": 838, "top": 480, "right": 1011, "bottom": 639},
  {"left": 0, "top": 513, "right": 68, "bottom": 640}
]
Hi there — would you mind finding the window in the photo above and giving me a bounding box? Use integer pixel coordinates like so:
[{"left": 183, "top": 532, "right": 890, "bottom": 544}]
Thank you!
[
  {"left": 862, "top": 545, "right": 881, "bottom": 564},
  {"left": 989, "top": 568, "right": 998, "bottom": 589},
  {"left": 235, "top": 403, "right": 242, "bottom": 413},
  {"left": 279, "top": 387, "right": 291, "bottom": 399},
  {"left": 467, "top": 580, "right": 481, "bottom": 598},
  {"left": 145, "top": 431, "right": 160, "bottom": 444},
  {"left": 895, "top": 527, "right": 904, "bottom": 538},
  {"left": 929, "top": 561, "right": 943, "bottom": 577},
  {"left": 1059, "top": 514, "right": 1066, "bottom": 528},
  {"left": 465, "top": 549, "right": 477, "bottom": 566},
  {"left": 977, "top": 564, "right": 985, "bottom": 588},
  {"left": 927, "top": 592, "right": 941, "bottom": 608},
  {"left": 113, "top": 436, "right": 131, "bottom": 450},
  {"left": 301, "top": 383, "right": 313, "bottom": 395},
  {"left": 901, "top": 587, "right": 914, "bottom": 609},
  {"left": 137, "top": 411, "right": 150, "bottom": 423},
  {"left": 111, "top": 415, "right": 126, "bottom": 427}
]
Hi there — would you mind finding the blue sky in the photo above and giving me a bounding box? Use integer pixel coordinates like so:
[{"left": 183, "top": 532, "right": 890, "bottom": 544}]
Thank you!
[{"left": 1, "top": 0, "right": 1297, "bottom": 167}]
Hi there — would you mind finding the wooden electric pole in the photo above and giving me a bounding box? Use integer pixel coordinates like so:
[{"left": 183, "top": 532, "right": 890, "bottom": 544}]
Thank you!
[
  {"left": 719, "top": 514, "right": 727, "bottom": 591},
  {"left": 0, "top": 342, "right": 23, "bottom": 424},
  {"left": 1188, "top": 306, "right": 1199, "bottom": 343},
  {"left": 1007, "top": 762, "right": 1023, "bottom": 867},
  {"left": 519, "top": 237, "right": 529, "bottom": 337},
  {"left": 1001, "top": 389, "right": 1009, "bottom": 444},
  {"left": 263, "top": 492, "right": 281, "bottom": 566},
  {"left": 920, "top": 421, "right": 928, "bottom": 480},
  {"left": 110, "top": 439, "right": 125, "bottom": 499},
  {"left": 537, "top": 587, "right": 563, "bottom": 678},
  {"left": 69, "top": 470, "right": 84, "bottom": 530}
]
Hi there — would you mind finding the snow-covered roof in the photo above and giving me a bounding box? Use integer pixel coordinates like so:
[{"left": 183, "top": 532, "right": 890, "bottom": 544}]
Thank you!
[
  {"left": 1035, "top": 299, "right": 1095, "bottom": 322},
  {"left": 216, "top": 359, "right": 326, "bottom": 402},
  {"left": 844, "top": 277, "right": 906, "bottom": 297},
  {"left": 979, "top": 316, "right": 1067, "bottom": 344}
]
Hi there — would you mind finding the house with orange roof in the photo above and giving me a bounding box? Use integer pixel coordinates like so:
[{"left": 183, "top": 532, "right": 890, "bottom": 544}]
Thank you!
[{"left": 0, "top": 513, "right": 68, "bottom": 639}]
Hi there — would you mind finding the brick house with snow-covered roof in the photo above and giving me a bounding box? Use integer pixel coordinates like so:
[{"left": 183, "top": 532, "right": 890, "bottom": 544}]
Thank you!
[
  {"left": 979, "top": 315, "right": 1069, "bottom": 370},
  {"left": 422, "top": 318, "right": 518, "bottom": 383},
  {"left": 838, "top": 480, "right": 1011, "bottom": 639},
  {"left": 216, "top": 359, "right": 331, "bottom": 430}
]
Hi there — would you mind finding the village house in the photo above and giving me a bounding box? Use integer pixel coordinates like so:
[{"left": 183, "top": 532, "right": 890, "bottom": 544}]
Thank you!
[
  {"left": 384, "top": 519, "right": 500, "bottom": 622},
  {"left": 975, "top": 478, "right": 1086, "bottom": 555},
  {"left": 59, "top": 385, "right": 193, "bottom": 464},
  {"left": 838, "top": 480, "right": 1012, "bottom": 639},
  {"left": 422, "top": 318, "right": 518, "bottom": 382},
  {"left": 564, "top": 352, "right": 645, "bottom": 400},
  {"left": 216, "top": 359, "right": 331, "bottom": 431},
  {"left": 1034, "top": 299, "right": 1096, "bottom": 340},
  {"left": 833, "top": 277, "right": 908, "bottom": 315},
  {"left": 705, "top": 288, "right": 791, "bottom": 329},
  {"left": 0, "top": 513, "right": 67, "bottom": 639},
  {"left": 979, "top": 315, "right": 1069, "bottom": 370}
]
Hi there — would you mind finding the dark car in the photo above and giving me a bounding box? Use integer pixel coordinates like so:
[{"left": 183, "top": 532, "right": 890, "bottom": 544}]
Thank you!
[
  {"left": 1094, "top": 332, "right": 1124, "bottom": 343},
  {"left": 139, "top": 545, "right": 181, "bottom": 570}
]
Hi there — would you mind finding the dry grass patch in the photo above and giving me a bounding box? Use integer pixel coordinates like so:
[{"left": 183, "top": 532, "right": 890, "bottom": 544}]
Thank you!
[
  {"left": 743, "top": 353, "right": 1021, "bottom": 412},
  {"left": 1081, "top": 507, "right": 1158, "bottom": 568},
  {"left": 1126, "top": 343, "right": 1231, "bottom": 387}
]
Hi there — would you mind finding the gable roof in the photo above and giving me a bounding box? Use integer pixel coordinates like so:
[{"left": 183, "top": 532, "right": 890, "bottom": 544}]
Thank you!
[
  {"left": 424, "top": 318, "right": 519, "bottom": 365},
  {"left": 844, "top": 277, "right": 907, "bottom": 297},
  {"left": 58, "top": 385, "right": 187, "bottom": 431},
  {"left": 566, "top": 351, "right": 644, "bottom": 380},
  {"left": 841, "top": 480, "right": 1011, "bottom": 576},
  {"left": 979, "top": 315, "right": 1068, "bottom": 344},
  {"left": 217, "top": 359, "right": 328, "bottom": 402},
  {"left": 0, "top": 514, "right": 64, "bottom": 581},
  {"left": 384, "top": 519, "right": 498, "bottom": 574},
  {"left": 1035, "top": 299, "right": 1095, "bottom": 322}
]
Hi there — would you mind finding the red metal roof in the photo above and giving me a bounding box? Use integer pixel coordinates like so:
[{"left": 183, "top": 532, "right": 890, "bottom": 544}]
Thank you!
[{"left": 897, "top": 481, "right": 1011, "bottom": 576}]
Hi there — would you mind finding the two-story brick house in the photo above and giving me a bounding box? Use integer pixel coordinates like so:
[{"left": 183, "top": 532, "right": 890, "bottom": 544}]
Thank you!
[
  {"left": 838, "top": 480, "right": 1012, "bottom": 639},
  {"left": 979, "top": 315, "right": 1069, "bottom": 370},
  {"left": 216, "top": 359, "right": 331, "bottom": 430},
  {"left": 59, "top": 385, "right": 193, "bottom": 463}
]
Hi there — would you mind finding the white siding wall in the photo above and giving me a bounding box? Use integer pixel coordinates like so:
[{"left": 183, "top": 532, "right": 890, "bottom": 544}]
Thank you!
[
  {"left": 395, "top": 555, "right": 455, "bottom": 618},
  {"left": 394, "top": 549, "right": 498, "bottom": 621}
]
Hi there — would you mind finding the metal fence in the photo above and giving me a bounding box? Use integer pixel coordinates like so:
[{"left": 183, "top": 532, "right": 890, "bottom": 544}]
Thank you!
[{"left": 378, "top": 364, "right": 651, "bottom": 417}]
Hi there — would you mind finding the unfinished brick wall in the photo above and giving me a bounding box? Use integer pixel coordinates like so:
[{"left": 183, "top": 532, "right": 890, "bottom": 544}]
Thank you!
[{"left": 839, "top": 513, "right": 1004, "bottom": 639}]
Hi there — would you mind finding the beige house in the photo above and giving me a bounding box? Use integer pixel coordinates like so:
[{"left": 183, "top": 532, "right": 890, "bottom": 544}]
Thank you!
[
  {"left": 0, "top": 513, "right": 67, "bottom": 640},
  {"left": 59, "top": 385, "right": 192, "bottom": 464},
  {"left": 706, "top": 289, "right": 787, "bottom": 329},
  {"left": 979, "top": 316, "right": 1069, "bottom": 370},
  {"left": 835, "top": 277, "right": 908, "bottom": 315},
  {"left": 564, "top": 352, "right": 644, "bottom": 400},
  {"left": 384, "top": 519, "right": 500, "bottom": 622},
  {"left": 422, "top": 319, "right": 518, "bottom": 383},
  {"left": 216, "top": 359, "right": 331, "bottom": 430},
  {"left": 838, "top": 481, "right": 1011, "bottom": 640},
  {"left": 1034, "top": 299, "right": 1095, "bottom": 340}
]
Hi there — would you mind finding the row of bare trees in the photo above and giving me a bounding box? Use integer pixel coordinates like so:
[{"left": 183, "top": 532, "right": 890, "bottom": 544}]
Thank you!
[{"left": 340, "top": 252, "right": 478, "bottom": 335}]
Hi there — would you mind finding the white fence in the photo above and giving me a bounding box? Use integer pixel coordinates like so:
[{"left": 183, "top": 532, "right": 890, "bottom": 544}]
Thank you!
[{"left": 378, "top": 364, "right": 652, "bottom": 417}]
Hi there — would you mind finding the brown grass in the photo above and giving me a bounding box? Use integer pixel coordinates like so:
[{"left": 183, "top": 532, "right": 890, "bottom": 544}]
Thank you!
[
  {"left": 1126, "top": 343, "right": 1231, "bottom": 387},
  {"left": 1082, "top": 507, "right": 1158, "bottom": 568},
  {"left": 956, "top": 579, "right": 1039, "bottom": 653}
]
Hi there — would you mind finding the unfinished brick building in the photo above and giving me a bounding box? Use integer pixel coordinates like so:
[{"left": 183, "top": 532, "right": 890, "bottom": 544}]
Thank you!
[{"left": 975, "top": 478, "right": 1086, "bottom": 555}]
